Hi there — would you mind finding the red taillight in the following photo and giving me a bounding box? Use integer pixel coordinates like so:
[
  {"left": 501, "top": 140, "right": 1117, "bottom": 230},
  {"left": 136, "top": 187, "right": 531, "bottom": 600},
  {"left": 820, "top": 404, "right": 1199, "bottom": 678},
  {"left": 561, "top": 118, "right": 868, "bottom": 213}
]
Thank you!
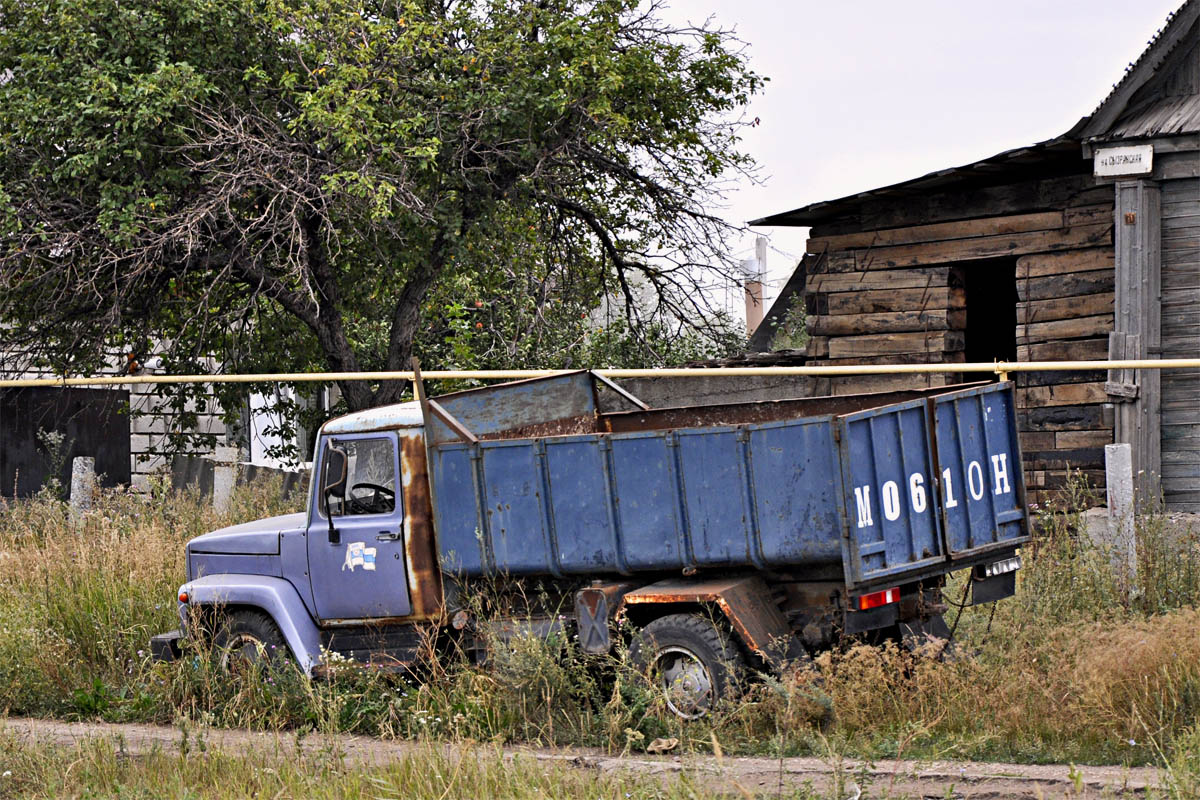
[
  {"left": 857, "top": 587, "right": 899, "bottom": 611},
  {"left": 178, "top": 592, "right": 189, "bottom": 604}
]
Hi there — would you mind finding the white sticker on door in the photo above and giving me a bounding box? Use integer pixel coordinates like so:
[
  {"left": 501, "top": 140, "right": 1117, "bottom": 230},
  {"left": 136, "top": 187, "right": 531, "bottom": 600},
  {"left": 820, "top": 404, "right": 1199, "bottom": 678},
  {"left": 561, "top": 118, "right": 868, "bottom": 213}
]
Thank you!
[{"left": 342, "top": 541, "right": 377, "bottom": 572}]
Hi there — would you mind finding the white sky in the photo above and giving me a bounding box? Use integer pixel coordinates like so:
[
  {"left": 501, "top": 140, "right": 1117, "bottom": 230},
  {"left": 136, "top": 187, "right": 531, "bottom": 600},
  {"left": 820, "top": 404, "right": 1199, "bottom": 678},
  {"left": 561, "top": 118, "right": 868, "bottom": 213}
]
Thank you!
[{"left": 663, "top": 0, "right": 1185, "bottom": 305}]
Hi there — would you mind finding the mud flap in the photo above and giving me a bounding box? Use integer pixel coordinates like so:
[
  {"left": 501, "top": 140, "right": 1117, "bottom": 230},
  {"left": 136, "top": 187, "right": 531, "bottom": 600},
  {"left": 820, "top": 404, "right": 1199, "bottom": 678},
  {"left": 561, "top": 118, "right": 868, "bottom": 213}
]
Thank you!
[
  {"left": 971, "top": 571, "right": 1017, "bottom": 605},
  {"left": 844, "top": 602, "right": 899, "bottom": 635}
]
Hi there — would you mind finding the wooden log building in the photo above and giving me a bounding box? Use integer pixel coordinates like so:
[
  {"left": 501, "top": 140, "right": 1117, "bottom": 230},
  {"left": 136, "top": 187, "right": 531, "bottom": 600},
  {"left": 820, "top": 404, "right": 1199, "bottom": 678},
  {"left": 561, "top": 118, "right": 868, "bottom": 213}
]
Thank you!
[{"left": 751, "top": 1, "right": 1200, "bottom": 510}]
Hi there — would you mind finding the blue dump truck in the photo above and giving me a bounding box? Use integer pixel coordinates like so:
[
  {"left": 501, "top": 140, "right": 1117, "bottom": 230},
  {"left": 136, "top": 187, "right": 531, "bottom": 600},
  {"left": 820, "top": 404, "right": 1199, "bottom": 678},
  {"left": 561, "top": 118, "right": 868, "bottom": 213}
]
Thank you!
[{"left": 153, "top": 371, "right": 1029, "bottom": 718}]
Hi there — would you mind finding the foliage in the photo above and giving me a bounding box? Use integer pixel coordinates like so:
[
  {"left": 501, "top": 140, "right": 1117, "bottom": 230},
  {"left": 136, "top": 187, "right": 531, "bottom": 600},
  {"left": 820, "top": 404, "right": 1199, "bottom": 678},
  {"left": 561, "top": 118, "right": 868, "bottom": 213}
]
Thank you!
[
  {"left": 767, "top": 294, "right": 809, "bottom": 352},
  {"left": 33, "top": 430, "right": 71, "bottom": 499},
  {"left": 0, "top": 0, "right": 763, "bottom": 418}
]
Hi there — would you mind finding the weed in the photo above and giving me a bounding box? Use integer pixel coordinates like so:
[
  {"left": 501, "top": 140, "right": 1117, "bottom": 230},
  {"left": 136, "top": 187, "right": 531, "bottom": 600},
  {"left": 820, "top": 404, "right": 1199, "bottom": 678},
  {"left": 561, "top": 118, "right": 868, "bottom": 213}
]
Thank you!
[{"left": 33, "top": 429, "right": 70, "bottom": 499}]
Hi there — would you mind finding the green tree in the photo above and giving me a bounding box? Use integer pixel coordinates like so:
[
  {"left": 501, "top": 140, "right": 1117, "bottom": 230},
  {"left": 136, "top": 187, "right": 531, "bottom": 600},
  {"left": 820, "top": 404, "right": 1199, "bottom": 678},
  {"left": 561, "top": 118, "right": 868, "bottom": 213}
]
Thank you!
[{"left": 0, "top": 0, "right": 762, "bottom": 412}]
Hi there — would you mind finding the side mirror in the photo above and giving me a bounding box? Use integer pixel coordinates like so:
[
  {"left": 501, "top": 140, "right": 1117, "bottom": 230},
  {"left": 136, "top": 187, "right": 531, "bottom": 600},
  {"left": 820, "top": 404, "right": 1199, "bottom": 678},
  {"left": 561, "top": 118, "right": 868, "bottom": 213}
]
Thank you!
[{"left": 320, "top": 443, "right": 348, "bottom": 543}]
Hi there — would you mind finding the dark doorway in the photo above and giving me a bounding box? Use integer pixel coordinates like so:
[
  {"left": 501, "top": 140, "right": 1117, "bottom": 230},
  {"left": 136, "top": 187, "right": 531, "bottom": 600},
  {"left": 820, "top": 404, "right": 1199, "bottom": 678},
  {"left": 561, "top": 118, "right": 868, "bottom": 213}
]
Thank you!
[
  {"left": 963, "top": 259, "right": 1018, "bottom": 363},
  {"left": 0, "top": 388, "right": 132, "bottom": 497}
]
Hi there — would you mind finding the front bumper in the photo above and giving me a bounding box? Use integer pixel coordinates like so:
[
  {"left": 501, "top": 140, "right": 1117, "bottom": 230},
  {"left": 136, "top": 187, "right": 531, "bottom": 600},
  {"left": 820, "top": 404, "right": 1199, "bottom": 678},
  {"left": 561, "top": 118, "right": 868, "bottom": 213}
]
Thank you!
[{"left": 150, "top": 629, "right": 183, "bottom": 662}]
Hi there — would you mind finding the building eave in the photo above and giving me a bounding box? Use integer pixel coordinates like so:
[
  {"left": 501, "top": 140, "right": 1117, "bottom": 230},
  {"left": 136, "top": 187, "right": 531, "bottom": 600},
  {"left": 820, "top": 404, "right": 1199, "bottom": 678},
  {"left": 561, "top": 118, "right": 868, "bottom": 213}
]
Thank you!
[{"left": 750, "top": 137, "right": 1080, "bottom": 228}]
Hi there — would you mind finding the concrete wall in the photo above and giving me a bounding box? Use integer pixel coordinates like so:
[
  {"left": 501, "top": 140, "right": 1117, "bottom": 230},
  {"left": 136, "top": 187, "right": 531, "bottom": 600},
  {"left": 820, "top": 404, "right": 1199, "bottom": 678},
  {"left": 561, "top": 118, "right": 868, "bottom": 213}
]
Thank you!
[
  {"left": 170, "top": 454, "right": 308, "bottom": 501},
  {"left": 128, "top": 382, "right": 228, "bottom": 491}
]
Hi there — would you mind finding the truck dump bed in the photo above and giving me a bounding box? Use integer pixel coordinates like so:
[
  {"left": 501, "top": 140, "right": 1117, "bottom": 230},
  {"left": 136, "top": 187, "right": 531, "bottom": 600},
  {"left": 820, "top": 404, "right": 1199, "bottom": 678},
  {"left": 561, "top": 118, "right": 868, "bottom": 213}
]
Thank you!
[{"left": 420, "top": 373, "right": 1029, "bottom": 591}]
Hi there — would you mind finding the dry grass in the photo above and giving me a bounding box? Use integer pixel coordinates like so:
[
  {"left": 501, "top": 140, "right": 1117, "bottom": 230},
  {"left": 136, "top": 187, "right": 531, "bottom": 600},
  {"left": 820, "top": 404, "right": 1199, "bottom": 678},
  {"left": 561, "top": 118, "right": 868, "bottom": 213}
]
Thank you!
[
  {"left": 0, "top": 732, "right": 731, "bottom": 800},
  {"left": 0, "top": 473, "right": 1199, "bottom": 776}
]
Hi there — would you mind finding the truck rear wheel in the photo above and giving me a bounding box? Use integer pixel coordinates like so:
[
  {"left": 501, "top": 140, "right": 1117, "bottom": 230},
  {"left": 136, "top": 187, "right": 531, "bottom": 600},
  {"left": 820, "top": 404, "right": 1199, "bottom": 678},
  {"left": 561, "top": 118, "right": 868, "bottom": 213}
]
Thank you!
[
  {"left": 212, "top": 609, "right": 290, "bottom": 673},
  {"left": 629, "top": 613, "right": 746, "bottom": 719}
]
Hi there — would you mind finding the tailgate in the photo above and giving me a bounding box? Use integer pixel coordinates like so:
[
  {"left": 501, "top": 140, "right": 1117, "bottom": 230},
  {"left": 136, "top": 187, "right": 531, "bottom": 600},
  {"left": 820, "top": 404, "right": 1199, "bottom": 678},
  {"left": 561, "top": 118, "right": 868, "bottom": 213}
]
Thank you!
[
  {"left": 837, "top": 398, "right": 946, "bottom": 588},
  {"left": 837, "top": 383, "right": 1030, "bottom": 591},
  {"left": 932, "top": 382, "right": 1030, "bottom": 558}
]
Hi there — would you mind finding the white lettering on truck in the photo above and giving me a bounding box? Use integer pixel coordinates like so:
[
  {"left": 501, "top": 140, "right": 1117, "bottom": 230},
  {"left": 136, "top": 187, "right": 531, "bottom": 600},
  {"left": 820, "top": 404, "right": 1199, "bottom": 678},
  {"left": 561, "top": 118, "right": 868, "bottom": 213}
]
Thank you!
[
  {"left": 909, "top": 473, "right": 927, "bottom": 513},
  {"left": 857, "top": 472, "right": 930, "bottom": 527},
  {"left": 882, "top": 481, "right": 901, "bottom": 521},
  {"left": 968, "top": 461, "right": 985, "bottom": 500},
  {"left": 942, "top": 468, "right": 959, "bottom": 508},
  {"left": 991, "top": 453, "right": 1011, "bottom": 495},
  {"left": 854, "top": 486, "right": 873, "bottom": 528},
  {"left": 855, "top": 452, "right": 1013, "bottom": 530}
]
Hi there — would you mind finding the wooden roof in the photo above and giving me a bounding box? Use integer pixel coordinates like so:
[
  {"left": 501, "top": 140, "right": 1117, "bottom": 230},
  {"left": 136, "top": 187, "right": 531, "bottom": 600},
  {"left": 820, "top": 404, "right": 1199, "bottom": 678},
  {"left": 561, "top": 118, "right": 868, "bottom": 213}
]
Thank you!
[
  {"left": 1104, "top": 91, "right": 1200, "bottom": 140},
  {"left": 751, "top": 138, "right": 1081, "bottom": 228}
]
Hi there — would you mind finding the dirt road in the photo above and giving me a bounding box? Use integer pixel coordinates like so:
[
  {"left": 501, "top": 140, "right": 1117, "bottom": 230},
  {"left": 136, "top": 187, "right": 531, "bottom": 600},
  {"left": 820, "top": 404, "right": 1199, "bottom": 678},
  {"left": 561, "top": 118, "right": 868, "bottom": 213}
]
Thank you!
[{"left": 0, "top": 717, "right": 1163, "bottom": 799}]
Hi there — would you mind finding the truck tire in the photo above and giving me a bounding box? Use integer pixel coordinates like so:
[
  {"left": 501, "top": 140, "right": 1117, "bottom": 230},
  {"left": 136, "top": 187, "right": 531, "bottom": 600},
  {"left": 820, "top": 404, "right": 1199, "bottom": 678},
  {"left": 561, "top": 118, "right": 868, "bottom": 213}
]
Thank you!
[
  {"left": 629, "top": 613, "right": 746, "bottom": 719},
  {"left": 212, "top": 609, "right": 290, "bottom": 673}
]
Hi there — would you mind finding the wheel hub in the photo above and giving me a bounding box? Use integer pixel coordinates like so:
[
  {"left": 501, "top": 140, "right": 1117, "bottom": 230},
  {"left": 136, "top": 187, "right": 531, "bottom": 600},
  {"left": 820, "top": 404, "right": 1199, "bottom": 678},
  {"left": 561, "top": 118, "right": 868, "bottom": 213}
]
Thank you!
[{"left": 655, "top": 646, "right": 714, "bottom": 719}]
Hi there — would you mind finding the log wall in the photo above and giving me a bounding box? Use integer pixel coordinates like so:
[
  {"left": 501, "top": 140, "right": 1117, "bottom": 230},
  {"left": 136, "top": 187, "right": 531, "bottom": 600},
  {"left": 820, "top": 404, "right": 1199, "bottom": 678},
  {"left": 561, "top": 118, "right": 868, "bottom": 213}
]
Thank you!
[
  {"left": 1015, "top": 244, "right": 1114, "bottom": 503},
  {"left": 802, "top": 178, "right": 1115, "bottom": 505},
  {"left": 1160, "top": 176, "right": 1200, "bottom": 511}
]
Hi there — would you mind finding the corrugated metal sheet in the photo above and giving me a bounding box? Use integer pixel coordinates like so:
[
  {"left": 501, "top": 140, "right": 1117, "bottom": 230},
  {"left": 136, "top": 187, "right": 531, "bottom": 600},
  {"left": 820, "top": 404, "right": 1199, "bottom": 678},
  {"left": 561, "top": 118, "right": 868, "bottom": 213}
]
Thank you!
[{"left": 0, "top": 387, "right": 132, "bottom": 496}]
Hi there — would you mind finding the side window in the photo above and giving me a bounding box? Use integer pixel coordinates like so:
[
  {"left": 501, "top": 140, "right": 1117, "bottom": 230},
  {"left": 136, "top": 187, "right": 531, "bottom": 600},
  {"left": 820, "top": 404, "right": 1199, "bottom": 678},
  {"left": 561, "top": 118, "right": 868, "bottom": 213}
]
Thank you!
[{"left": 327, "top": 437, "right": 397, "bottom": 517}]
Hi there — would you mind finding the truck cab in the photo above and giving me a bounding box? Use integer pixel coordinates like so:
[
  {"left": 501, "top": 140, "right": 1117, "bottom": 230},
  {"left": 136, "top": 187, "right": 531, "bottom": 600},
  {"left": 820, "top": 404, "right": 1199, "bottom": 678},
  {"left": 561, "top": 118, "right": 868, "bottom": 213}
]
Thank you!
[{"left": 156, "top": 401, "right": 445, "bottom": 673}]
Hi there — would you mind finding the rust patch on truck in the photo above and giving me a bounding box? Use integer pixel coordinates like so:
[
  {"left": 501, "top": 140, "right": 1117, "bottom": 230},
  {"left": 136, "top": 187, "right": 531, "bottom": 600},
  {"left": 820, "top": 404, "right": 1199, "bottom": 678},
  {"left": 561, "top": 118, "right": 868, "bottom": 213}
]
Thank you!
[
  {"left": 400, "top": 431, "right": 444, "bottom": 620},
  {"left": 621, "top": 576, "right": 805, "bottom": 667},
  {"left": 475, "top": 414, "right": 599, "bottom": 441}
]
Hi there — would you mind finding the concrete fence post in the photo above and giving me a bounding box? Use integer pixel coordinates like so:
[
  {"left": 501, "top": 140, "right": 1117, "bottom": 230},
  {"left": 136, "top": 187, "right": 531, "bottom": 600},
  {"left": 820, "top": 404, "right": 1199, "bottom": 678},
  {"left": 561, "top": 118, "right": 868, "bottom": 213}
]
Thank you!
[
  {"left": 1105, "top": 443, "right": 1137, "bottom": 588},
  {"left": 69, "top": 456, "right": 95, "bottom": 520},
  {"left": 211, "top": 445, "right": 240, "bottom": 514}
]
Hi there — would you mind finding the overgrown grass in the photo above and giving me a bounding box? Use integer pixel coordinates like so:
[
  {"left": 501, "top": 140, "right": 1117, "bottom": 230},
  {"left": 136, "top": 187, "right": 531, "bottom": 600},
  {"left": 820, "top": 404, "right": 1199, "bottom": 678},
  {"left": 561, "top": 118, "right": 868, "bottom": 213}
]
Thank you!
[
  {"left": 0, "top": 732, "right": 741, "bottom": 800},
  {"left": 1, "top": 473, "right": 1199, "bottom": 773}
]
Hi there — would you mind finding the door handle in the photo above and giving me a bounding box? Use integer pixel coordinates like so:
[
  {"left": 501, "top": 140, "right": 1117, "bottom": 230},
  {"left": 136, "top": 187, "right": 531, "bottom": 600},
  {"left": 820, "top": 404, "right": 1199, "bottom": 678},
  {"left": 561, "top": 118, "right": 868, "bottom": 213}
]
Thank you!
[{"left": 376, "top": 530, "right": 402, "bottom": 541}]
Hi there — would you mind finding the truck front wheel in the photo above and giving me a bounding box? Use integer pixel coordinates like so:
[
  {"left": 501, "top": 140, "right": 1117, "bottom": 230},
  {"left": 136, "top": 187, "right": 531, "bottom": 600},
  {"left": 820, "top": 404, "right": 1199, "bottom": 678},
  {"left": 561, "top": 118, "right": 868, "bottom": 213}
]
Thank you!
[
  {"left": 212, "top": 609, "right": 290, "bottom": 673},
  {"left": 629, "top": 613, "right": 746, "bottom": 719}
]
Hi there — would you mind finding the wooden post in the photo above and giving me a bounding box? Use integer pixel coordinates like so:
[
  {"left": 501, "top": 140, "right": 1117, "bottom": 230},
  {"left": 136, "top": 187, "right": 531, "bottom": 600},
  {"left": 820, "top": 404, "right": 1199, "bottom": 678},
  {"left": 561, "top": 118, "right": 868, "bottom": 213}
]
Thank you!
[{"left": 1110, "top": 179, "right": 1161, "bottom": 506}]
